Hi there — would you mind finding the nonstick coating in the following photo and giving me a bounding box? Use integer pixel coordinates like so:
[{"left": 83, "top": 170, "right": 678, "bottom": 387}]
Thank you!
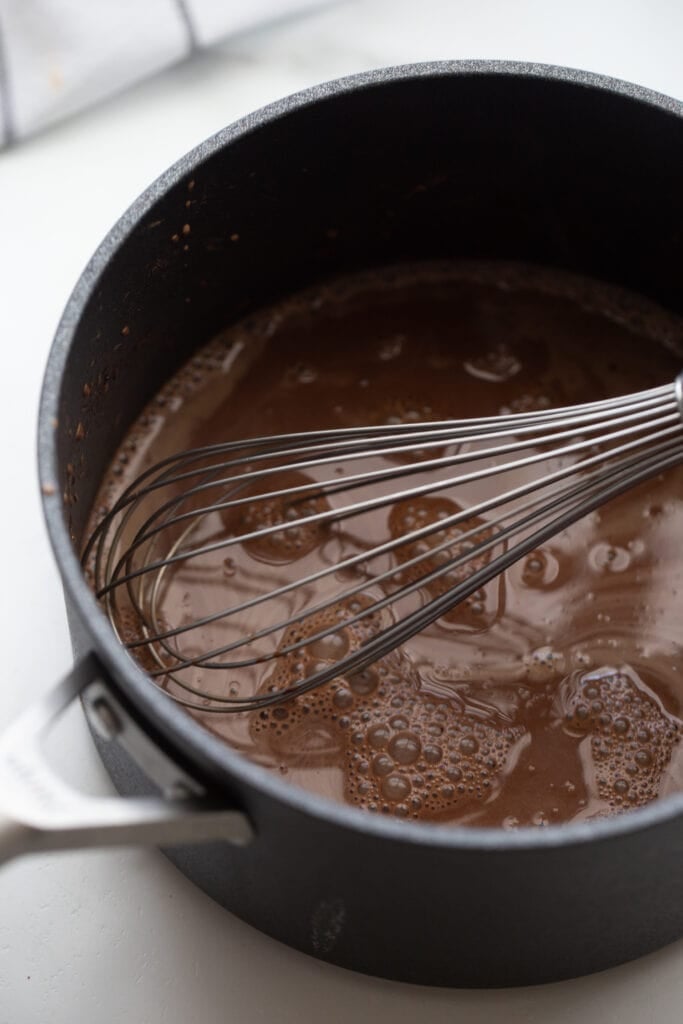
[{"left": 38, "top": 62, "right": 683, "bottom": 986}]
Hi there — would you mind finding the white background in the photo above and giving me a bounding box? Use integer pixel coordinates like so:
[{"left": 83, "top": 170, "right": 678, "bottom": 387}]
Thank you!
[{"left": 1, "top": 1, "right": 683, "bottom": 1021}]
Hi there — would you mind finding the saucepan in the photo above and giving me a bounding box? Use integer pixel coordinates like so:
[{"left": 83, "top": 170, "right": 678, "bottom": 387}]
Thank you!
[{"left": 2, "top": 61, "right": 683, "bottom": 987}]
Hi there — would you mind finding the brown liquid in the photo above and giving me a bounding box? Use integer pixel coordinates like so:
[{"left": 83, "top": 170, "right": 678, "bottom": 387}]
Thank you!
[{"left": 88, "top": 262, "right": 683, "bottom": 828}]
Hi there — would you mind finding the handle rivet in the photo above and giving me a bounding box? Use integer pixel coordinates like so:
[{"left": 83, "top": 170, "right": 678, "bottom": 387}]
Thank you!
[
  {"left": 90, "top": 697, "right": 122, "bottom": 741},
  {"left": 166, "top": 781, "right": 193, "bottom": 801}
]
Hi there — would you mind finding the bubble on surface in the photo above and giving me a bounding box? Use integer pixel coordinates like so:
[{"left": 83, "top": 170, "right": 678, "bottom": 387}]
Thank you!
[
  {"left": 589, "top": 543, "right": 632, "bottom": 573},
  {"left": 523, "top": 646, "right": 566, "bottom": 684},
  {"left": 221, "top": 470, "right": 331, "bottom": 564},
  {"left": 378, "top": 397, "right": 433, "bottom": 426},
  {"left": 378, "top": 334, "right": 405, "bottom": 361},
  {"left": 557, "top": 665, "right": 681, "bottom": 810},
  {"left": 389, "top": 731, "right": 422, "bottom": 765},
  {"left": 348, "top": 668, "right": 379, "bottom": 696},
  {"left": 464, "top": 343, "right": 522, "bottom": 382},
  {"left": 308, "top": 632, "right": 349, "bottom": 660},
  {"left": 250, "top": 598, "right": 524, "bottom": 820},
  {"left": 521, "top": 550, "right": 561, "bottom": 589},
  {"left": 292, "top": 363, "right": 317, "bottom": 384},
  {"left": 388, "top": 496, "right": 502, "bottom": 628},
  {"left": 499, "top": 393, "right": 552, "bottom": 415},
  {"left": 115, "top": 605, "right": 172, "bottom": 675}
]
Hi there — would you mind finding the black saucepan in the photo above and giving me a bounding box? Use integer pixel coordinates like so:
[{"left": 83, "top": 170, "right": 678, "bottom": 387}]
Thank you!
[{"left": 23, "top": 61, "right": 683, "bottom": 987}]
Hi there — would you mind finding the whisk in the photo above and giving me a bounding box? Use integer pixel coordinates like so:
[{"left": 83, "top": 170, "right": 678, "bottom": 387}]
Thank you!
[{"left": 83, "top": 375, "right": 683, "bottom": 713}]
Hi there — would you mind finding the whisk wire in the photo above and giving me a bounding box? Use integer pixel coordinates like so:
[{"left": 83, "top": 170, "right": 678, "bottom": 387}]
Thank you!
[
  {"left": 85, "top": 378, "right": 683, "bottom": 712},
  {"left": 99, "top": 405, "right": 680, "bottom": 598},
  {"left": 136, "top": 427, "right": 683, "bottom": 678},
  {"left": 84, "top": 381, "right": 673, "bottom": 569}
]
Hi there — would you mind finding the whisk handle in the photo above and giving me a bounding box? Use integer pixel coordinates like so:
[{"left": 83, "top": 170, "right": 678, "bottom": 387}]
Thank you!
[
  {"left": 675, "top": 372, "right": 683, "bottom": 420},
  {"left": 0, "top": 654, "right": 252, "bottom": 867}
]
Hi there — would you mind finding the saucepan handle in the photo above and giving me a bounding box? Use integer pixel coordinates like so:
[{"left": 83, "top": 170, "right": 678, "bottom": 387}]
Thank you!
[{"left": 0, "top": 654, "right": 254, "bottom": 866}]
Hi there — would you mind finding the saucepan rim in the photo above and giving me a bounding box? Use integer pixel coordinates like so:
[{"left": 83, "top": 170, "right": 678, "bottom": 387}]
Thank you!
[{"left": 37, "top": 58, "right": 683, "bottom": 852}]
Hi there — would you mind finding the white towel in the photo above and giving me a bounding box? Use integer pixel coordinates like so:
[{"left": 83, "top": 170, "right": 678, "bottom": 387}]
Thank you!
[{"left": 0, "top": 0, "right": 331, "bottom": 145}]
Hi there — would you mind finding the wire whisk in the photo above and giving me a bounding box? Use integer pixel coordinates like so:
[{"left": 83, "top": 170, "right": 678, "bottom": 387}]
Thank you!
[{"left": 83, "top": 375, "right": 683, "bottom": 713}]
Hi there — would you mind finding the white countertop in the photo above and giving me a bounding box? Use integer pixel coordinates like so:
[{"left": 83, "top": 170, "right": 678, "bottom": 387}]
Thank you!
[{"left": 1, "top": 1, "right": 683, "bottom": 1021}]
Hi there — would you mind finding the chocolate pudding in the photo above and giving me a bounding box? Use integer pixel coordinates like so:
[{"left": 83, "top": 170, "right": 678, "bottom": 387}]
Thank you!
[{"left": 86, "top": 262, "right": 683, "bottom": 828}]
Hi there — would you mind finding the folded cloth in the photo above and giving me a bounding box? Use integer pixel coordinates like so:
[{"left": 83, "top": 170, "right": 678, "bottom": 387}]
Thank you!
[{"left": 0, "top": 0, "right": 331, "bottom": 146}]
